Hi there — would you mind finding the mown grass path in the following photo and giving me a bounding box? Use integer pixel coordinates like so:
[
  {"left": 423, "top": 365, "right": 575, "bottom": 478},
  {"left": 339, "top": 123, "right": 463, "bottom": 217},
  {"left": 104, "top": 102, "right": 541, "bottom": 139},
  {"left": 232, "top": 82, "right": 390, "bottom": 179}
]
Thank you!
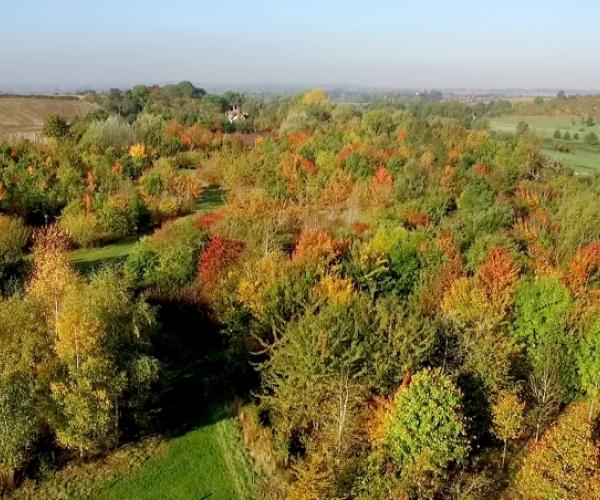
[
  {"left": 96, "top": 407, "right": 256, "bottom": 500},
  {"left": 67, "top": 185, "right": 225, "bottom": 271}
]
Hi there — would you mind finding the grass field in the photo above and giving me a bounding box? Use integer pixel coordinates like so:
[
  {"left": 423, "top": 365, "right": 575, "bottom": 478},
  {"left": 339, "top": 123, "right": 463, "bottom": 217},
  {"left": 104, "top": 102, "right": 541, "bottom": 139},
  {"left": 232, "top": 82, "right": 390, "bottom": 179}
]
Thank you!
[
  {"left": 0, "top": 96, "right": 97, "bottom": 138},
  {"left": 12, "top": 406, "right": 256, "bottom": 500},
  {"left": 97, "top": 407, "right": 256, "bottom": 500},
  {"left": 68, "top": 235, "right": 138, "bottom": 271},
  {"left": 490, "top": 114, "right": 600, "bottom": 173}
]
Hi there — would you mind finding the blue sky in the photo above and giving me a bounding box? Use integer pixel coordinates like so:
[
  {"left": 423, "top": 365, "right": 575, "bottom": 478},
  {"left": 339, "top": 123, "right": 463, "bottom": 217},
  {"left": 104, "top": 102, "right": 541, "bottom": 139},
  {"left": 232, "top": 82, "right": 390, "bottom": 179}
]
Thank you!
[{"left": 2, "top": 0, "right": 599, "bottom": 88}]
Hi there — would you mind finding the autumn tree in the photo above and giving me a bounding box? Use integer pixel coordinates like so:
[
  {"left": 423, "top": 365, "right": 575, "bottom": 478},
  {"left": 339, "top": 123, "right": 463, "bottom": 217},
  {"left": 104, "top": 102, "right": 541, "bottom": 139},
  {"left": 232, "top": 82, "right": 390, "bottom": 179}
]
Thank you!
[
  {"left": 28, "top": 225, "right": 79, "bottom": 337},
  {"left": 491, "top": 389, "right": 525, "bottom": 467},
  {"left": 515, "top": 402, "right": 600, "bottom": 499},
  {"left": 50, "top": 269, "right": 157, "bottom": 454}
]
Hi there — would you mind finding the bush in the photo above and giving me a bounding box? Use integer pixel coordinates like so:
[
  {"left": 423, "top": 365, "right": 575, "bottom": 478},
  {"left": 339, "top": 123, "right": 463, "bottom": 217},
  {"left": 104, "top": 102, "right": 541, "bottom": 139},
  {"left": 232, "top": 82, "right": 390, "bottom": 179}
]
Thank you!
[
  {"left": 346, "top": 152, "right": 374, "bottom": 179},
  {"left": 0, "top": 215, "right": 28, "bottom": 266},
  {"left": 42, "top": 114, "right": 69, "bottom": 139},
  {"left": 80, "top": 115, "right": 135, "bottom": 150},
  {"left": 585, "top": 132, "right": 599, "bottom": 146},
  {"left": 59, "top": 203, "right": 106, "bottom": 248},
  {"left": 126, "top": 217, "right": 206, "bottom": 289},
  {"left": 96, "top": 191, "right": 152, "bottom": 238}
]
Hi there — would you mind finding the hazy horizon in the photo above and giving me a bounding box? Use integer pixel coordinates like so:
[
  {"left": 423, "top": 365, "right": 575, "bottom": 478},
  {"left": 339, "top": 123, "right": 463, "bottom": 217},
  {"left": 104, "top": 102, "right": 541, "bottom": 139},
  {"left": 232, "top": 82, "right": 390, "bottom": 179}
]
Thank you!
[{"left": 4, "top": 0, "right": 600, "bottom": 89}]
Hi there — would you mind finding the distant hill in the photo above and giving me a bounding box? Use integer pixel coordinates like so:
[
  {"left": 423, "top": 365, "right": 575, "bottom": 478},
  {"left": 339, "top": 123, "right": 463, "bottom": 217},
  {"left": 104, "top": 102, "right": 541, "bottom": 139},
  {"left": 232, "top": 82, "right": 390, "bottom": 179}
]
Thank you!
[{"left": 0, "top": 96, "right": 97, "bottom": 139}]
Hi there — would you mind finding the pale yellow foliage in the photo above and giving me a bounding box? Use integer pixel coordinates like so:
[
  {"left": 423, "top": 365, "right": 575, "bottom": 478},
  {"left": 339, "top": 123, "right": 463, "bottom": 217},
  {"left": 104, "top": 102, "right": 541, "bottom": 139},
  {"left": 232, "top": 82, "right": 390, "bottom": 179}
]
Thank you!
[
  {"left": 314, "top": 274, "right": 356, "bottom": 305},
  {"left": 128, "top": 143, "right": 147, "bottom": 158},
  {"left": 55, "top": 285, "right": 104, "bottom": 366},
  {"left": 302, "top": 88, "right": 329, "bottom": 106}
]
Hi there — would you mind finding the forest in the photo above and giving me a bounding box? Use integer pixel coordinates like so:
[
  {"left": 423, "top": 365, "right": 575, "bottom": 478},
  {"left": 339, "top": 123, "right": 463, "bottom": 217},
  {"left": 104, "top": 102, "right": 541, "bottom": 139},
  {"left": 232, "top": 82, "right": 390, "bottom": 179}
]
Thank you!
[{"left": 2, "top": 83, "right": 600, "bottom": 499}]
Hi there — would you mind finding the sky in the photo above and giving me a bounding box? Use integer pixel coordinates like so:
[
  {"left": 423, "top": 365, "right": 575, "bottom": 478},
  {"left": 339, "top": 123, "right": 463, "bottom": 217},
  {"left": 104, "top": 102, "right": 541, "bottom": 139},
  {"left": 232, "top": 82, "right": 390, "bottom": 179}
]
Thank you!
[{"left": 2, "top": 0, "right": 600, "bottom": 90}]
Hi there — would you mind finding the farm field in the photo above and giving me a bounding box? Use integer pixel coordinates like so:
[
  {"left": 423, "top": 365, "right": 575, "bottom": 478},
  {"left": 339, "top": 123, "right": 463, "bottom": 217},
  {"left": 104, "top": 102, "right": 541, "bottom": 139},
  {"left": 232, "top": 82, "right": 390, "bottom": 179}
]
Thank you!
[
  {"left": 490, "top": 114, "right": 600, "bottom": 172},
  {"left": 0, "top": 96, "right": 97, "bottom": 138}
]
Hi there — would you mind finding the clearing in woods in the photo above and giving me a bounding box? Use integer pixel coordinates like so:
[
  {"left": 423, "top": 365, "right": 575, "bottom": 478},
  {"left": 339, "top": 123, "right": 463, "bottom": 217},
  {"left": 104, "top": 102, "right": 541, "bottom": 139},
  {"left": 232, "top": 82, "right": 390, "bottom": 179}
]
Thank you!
[{"left": 0, "top": 96, "right": 97, "bottom": 138}]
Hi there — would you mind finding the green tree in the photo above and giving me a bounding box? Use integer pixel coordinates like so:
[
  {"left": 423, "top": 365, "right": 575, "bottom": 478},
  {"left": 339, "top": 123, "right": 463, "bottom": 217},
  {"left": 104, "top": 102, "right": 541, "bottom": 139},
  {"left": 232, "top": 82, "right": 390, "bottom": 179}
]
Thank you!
[
  {"left": 585, "top": 132, "right": 599, "bottom": 145},
  {"left": 515, "top": 402, "right": 600, "bottom": 499},
  {"left": 43, "top": 113, "right": 69, "bottom": 139},
  {"left": 0, "top": 215, "right": 28, "bottom": 268},
  {"left": 513, "top": 277, "right": 574, "bottom": 439},
  {"left": 384, "top": 369, "right": 468, "bottom": 485},
  {"left": 0, "top": 373, "right": 40, "bottom": 491},
  {"left": 553, "top": 129, "right": 562, "bottom": 140},
  {"left": 586, "top": 116, "right": 595, "bottom": 126},
  {"left": 556, "top": 90, "right": 567, "bottom": 100},
  {"left": 577, "top": 319, "right": 600, "bottom": 419},
  {"left": 563, "top": 131, "right": 571, "bottom": 140}
]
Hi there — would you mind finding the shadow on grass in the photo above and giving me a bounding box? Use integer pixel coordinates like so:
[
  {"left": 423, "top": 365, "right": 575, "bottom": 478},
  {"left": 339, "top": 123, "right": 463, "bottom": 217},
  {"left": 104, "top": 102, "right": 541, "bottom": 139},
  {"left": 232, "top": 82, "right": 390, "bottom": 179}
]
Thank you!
[
  {"left": 195, "top": 185, "right": 226, "bottom": 212},
  {"left": 140, "top": 299, "right": 252, "bottom": 441}
]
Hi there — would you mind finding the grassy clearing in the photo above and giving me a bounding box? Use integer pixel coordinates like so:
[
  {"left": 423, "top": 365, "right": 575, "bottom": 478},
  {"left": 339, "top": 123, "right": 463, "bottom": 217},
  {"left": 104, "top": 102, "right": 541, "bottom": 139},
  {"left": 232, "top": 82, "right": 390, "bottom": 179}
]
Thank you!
[
  {"left": 541, "top": 143, "right": 600, "bottom": 175},
  {"left": 489, "top": 114, "right": 600, "bottom": 140},
  {"left": 11, "top": 407, "right": 256, "bottom": 500},
  {"left": 490, "top": 115, "right": 600, "bottom": 173},
  {"left": 97, "top": 407, "right": 256, "bottom": 500},
  {"left": 11, "top": 438, "right": 165, "bottom": 499},
  {"left": 68, "top": 235, "right": 138, "bottom": 271},
  {"left": 67, "top": 186, "right": 225, "bottom": 271}
]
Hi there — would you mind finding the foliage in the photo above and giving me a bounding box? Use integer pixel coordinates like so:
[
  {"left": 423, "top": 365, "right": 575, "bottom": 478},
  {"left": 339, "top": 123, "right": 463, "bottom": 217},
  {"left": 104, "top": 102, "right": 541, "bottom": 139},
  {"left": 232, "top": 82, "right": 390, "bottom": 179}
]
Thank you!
[
  {"left": 383, "top": 369, "right": 468, "bottom": 487},
  {"left": 0, "top": 214, "right": 28, "bottom": 266},
  {"left": 43, "top": 113, "right": 70, "bottom": 139},
  {"left": 515, "top": 402, "right": 600, "bottom": 499}
]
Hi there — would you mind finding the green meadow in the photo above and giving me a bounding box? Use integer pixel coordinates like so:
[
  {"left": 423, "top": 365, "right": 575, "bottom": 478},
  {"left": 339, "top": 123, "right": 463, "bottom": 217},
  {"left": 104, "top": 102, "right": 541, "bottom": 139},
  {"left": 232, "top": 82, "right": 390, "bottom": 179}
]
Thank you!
[{"left": 490, "top": 115, "right": 600, "bottom": 173}]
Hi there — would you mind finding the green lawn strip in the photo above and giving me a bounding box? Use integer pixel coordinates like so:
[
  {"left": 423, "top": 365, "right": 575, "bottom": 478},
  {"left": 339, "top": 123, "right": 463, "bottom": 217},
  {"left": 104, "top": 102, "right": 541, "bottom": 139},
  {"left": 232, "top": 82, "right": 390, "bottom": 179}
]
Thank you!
[
  {"left": 68, "top": 236, "right": 138, "bottom": 270},
  {"left": 96, "top": 408, "right": 255, "bottom": 500},
  {"left": 67, "top": 186, "right": 226, "bottom": 271}
]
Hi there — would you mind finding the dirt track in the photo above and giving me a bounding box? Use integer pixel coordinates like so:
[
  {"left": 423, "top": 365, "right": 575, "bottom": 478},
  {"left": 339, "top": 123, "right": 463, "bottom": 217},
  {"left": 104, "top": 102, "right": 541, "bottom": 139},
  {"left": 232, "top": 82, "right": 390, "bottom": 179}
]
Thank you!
[{"left": 0, "top": 97, "right": 97, "bottom": 138}]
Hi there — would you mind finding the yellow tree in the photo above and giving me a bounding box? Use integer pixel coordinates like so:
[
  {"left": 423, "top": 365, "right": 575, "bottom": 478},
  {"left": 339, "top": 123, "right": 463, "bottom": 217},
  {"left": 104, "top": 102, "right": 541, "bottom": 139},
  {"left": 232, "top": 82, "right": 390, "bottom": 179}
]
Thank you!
[
  {"left": 515, "top": 402, "right": 600, "bottom": 499},
  {"left": 28, "top": 225, "right": 79, "bottom": 338},
  {"left": 491, "top": 390, "right": 525, "bottom": 467}
]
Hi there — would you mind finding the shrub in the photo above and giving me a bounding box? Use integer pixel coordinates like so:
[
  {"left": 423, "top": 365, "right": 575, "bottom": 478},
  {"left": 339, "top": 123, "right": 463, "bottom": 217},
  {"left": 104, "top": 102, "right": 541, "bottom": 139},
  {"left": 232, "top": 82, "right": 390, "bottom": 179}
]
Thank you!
[
  {"left": 126, "top": 217, "right": 206, "bottom": 289},
  {"left": 42, "top": 114, "right": 69, "bottom": 139},
  {"left": 59, "top": 202, "right": 106, "bottom": 248},
  {"left": 198, "top": 234, "right": 244, "bottom": 283},
  {"left": 0, "top": 215, "right": 28, "bottom": 266},
  {"left": 97, "top": 191, "right": 152, "bottom": 238},
  {"left": 585, "top": 132, "right": 599, "bottom": 146},
  {"left": 80, "top": 115, "right": 135, "bottom": 150}
]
